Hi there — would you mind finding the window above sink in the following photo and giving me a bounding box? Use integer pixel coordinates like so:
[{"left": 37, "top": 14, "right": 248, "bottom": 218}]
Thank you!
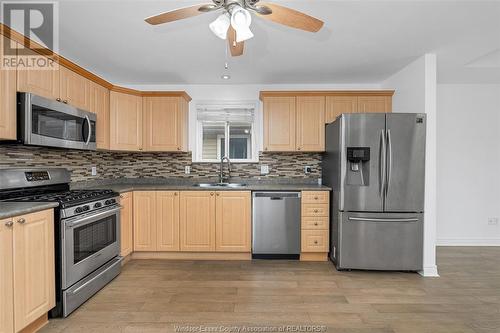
[{"left": 193, "top": 101, "right": 261, "bottom": 163}]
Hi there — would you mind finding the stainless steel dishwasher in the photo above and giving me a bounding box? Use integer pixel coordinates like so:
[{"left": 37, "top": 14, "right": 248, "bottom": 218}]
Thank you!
[{"left": 252, "top": 192, "right": 301, "bottom": 259}]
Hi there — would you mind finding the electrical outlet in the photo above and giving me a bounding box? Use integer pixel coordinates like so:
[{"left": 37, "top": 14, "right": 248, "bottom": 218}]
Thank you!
[
  {"left": 260, "top": 165, "right": 269, "bottom": 175},
  {"left": 304, "top": 166, "right": 312, "bottom": 174},
  {"left": 91, "top": 166, "right": 97, "bottom": 176},
  {"left": 185, "top": 166, "right": 191, "bottom": 174},
  {"left": 488, "top": 217, "right": 499, "bottom": 226}
]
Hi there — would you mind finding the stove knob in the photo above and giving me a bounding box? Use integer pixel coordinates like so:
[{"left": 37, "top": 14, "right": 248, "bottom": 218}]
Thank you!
[
  {"left": 94, "top": 202, "right": 102, "bottom": 209},
  {"left": 110, "top": 198, "right": 116, "bottom": 204},
  {"left": 105, "top": 199, "right": 111, "bottom": 205},
  {"left": 82, "top": 205, "right": 90, "bottom": 211},
  {"left": 75, "top": 207, "right": 83, "bottom": 213}
]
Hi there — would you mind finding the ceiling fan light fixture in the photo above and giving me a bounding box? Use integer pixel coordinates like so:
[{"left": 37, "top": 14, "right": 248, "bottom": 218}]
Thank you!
[
  {"left": 209, "top": 12, "right": 231, "bottom": 40},
  {"left": 230, "top": 6, "right": 254, "bottom": 42}
]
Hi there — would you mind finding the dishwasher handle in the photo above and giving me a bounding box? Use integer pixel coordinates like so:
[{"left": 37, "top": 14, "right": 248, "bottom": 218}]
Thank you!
[{"left": 253, "top": 192, "right": 301, "bottom": 199}]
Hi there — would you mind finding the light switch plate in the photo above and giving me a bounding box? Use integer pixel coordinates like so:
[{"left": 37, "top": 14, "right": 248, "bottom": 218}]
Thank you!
[
  {"left": 304, "top": 166, "right": 312, "bottom": 174},
  {"left": 260, "top": 165, "right": 269, "bottom": 175},
  {"left": 91, "top": 166, "right": 97, "bottom": 176},
  {"left": 488, "top": 217, "right": 499, "bottom": 226},
  {"left": 185, "top": 166, "right": 191, "bottom": 174}
]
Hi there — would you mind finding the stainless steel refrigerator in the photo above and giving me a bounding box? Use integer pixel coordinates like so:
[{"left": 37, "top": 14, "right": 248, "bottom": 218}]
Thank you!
[{"left": 323, "top": 113, "right": 426, "bottom": 271}]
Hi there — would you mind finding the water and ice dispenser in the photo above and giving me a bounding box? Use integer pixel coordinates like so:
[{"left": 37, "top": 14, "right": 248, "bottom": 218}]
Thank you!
[{"left": 346, "top": 147, "right": 370, "bottom": 186}]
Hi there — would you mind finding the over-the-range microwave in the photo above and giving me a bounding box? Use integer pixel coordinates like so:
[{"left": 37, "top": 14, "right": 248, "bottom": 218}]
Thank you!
[{"left": 17, "top": 92, "right": 97, "bottom": 150}]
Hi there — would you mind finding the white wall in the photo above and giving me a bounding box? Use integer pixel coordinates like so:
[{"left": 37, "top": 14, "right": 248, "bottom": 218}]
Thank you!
[
  {"left": 382, "top": 54, "right": 438, "bottom": 277},
  {"left": 437, "top": 84, "right": 500, "bottom": 245}
]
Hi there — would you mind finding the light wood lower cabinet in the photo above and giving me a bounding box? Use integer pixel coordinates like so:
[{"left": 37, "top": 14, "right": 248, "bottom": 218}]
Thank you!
[
  {"left": 301, "top": 191, "right": 330, "bottom": 261},
  {"left": 215, "top": 191, "right": 251, "bottom": 252},
  {"left": 120, "top": 192, "right": 133, "bottom": 257},
  {"left": 0, "top": 209, "right": 55, "bottom": 333},
  {"left": 0, "top": 36, "right": 17, "bottom": 140},
  {"left": 128, "top": 191, "right": 251, "bottom": 255},
  {"left": 156, "top": 191, "right": 180, "bottom": 251},
  {"left": 180, "top": 191, "right": 216, "bottom": 252}
]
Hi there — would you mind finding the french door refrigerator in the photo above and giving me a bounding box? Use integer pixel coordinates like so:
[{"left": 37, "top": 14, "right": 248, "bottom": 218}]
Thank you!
[{"left": 323, "top": 113, "right": 426, "bottom": 271}]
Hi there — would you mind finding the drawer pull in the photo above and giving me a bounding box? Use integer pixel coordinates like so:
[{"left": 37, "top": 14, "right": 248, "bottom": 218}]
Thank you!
[
  {"left": 314, "top": 240, "right": 318, "bottom": 245},
  {"left": 314, "top": 209, "right": 318, "bottom": 213},
  {"left": 210, "top": 192, "right": 214, "bottom": 196},
  {"left": 314, "top": 222, "right": 318, "bottom": 226},
  {"left": 17, "top": 218, "right": 26, "bottom": 224},
  {"left": 314, "top": 196, "right": 318, "bottom": 200},
  {"left": 5, "top": 220, "right": 13, "bottom": 227}
]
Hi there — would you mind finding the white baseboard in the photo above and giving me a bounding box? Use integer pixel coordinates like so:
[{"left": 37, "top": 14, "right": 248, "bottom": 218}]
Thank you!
[
  {"left": 419, "top": 265, "right": 439, "bottom": 277},
  {"left": 437, "top": 238, "right": 500, "bottom": 246}
]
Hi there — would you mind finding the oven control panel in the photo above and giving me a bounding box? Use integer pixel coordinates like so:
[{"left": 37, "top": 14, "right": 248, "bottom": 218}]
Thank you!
[{"left": 25, "top": 171, "right": 50, "bottom": 182}]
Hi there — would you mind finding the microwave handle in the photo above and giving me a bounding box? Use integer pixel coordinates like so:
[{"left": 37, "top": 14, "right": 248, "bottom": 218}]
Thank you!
[{"left": 84, "top": 115, "right": 92, "bottom": 145}]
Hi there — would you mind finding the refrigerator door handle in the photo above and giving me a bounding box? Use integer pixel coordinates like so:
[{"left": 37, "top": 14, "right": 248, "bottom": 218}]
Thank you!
[
  {"left": 348, "top": 217, "right": 419, "bottom": 223},
  {"left": 386, "top": 129, "right": 393, "bottom": 196},
  {"left": 379, "top": 130, "right": 386, "bottom": 197}
]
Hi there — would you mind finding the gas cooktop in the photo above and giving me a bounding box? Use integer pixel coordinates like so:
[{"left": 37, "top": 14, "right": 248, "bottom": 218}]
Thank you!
[{"left": 8, "top": 189, "right": 117, "bottom": 208}]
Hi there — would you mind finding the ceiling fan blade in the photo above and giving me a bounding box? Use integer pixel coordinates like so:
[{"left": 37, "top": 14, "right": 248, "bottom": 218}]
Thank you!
[
  {"left": 257, "top": 2, "right": 324, "bottom": 32},
  {"left": 227, "top": 26, "right": 244, "bottom": 57},
  {"left": 145, "top": 4, "right": 216, "bottom": 25}
]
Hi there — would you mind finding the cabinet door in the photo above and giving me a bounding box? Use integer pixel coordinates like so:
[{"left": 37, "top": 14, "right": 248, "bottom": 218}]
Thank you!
[
  {"left": 180, "top": 191, "right": 216, "bottom": 252},
  {"left": 90, "top": 82, "right": 110, "bottom": 150},
  {"left": 59, "top": 66, "right": 90, "bottom": 110},
  {"left": 357, "top": 96, "right": 392, "bottom": 113},
  {"left": 143, "top": 97, "right": 187, "bottom": 152},
  {"left": 13, "top": 210, "right": 55, "bottom": 332},
  {"left": 157, "top": 191, "right": 180, "bottom": 251},
  {"left": 133, "top": 191, "right": 156, "bottom": 251},
  {"left": 0, "top": 218, "right": 14, "bottom": 333},
  {"left": 17, "top": 48, "right": 59, "bottom": 100},
  {"left": 120, "top": 192, "right": 133, "bottom": 257},
  {"left": 215, "top": 191, "right": 251, "bottom": 252},
  {"left": 325, "top": 96, "right": 357, "bottom": 123},
  {"left": 110, "top": 91, "right": 143, "bottom": 151},
  {"left": 0, "top": 36, "right": 17, "bottom": 140},
  {"left": 263, "top": 96, "right": 296, "bottom": 151},
  {"left": 296, "top": 96, "right": 325, "bottom": 152}
]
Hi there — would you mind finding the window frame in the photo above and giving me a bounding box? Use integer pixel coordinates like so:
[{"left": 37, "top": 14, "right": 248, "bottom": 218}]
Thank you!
[{"left": 193, "top": 101, "right": 260, "bottom": 163}]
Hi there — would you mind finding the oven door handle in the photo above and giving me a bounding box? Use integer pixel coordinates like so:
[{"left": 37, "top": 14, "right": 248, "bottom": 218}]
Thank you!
[{"left": 65, "top": 206, "right": 121, "bottom": 229}]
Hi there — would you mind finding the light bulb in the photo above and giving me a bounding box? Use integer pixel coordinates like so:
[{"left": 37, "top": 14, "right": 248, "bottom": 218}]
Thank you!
[
  {"left": 209, "top": 13, "right": 230, "bottom": 40},
  {"left": 230, "top": 6, "right": 254, "bottom": 42}
]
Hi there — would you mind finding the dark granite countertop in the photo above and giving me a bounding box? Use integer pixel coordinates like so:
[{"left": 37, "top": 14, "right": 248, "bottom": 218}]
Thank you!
[
  {"left": 71, "top": 178, "right": 332, "bottom": 193},
  {"left": 0, "top": 202, "right": 59, "bottom": 219}
]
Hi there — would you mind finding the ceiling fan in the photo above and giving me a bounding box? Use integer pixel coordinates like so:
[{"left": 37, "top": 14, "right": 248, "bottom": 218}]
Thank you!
[{"left": 145, "top": 0, "right": 324, "bottom": 57}]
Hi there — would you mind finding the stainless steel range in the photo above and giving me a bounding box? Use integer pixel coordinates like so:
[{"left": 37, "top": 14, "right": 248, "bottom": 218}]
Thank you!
[{"left": 0, "top": 168, "right": 122, "bottom": 317}]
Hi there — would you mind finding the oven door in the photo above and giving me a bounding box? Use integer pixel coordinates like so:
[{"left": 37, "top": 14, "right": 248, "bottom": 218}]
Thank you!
[
  {"left": 18, "top": 92, "right": 96, "bottom": 150},
  {"left": 62, "top": 206, "right": 121, "bottom": 289}
]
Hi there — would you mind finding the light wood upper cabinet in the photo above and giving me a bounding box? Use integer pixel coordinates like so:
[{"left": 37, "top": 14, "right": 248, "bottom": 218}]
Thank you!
[
  {"left": 90, "top": 82, "right": 110, "bottom": 150},
  {"left": 325, "top": 96, "right": 357, "bottom": 123},
  {"left": 0, "top": 36, "right": 17, "bottom": 140},
  {"left": 120, "top": 192, "right": 133, "bottom": 257},
  {"left": 156, "top": 191, "right": 180, "bottom": 251},
  {"left": 109, "top": 91, "right": 143, "bottom": 151},
  {"left": 180, "top": 191, "right": 216, "bottom": 252},
  {"left": 263, "top": 96, "right": 296, "bottom": 152},
  {"left": 296, "top": 96, "right": 325, "bottom": 152},
  {"left": 59, "top": 66, "right": 90, "bottom": 110},
  {"left": 17, "top": 49, "right": 60, "bottom": 100},
  {"left": 357, "top": 96, "right": 392, "bottom": 113},
  {"left": 12, "top": 209, "right": 55, "bottom": 332},
  {"left": 0, "top": 218, "right": 14, "bottom": 333},
  {"left": 215, "top": 191, "right": 251, "bottom": 252},
  {"left": 143, "top": 97, "right": 188, "bottom": 152},
  {"left": 133, "top": 191, "right": 156, "bottom": 251}
]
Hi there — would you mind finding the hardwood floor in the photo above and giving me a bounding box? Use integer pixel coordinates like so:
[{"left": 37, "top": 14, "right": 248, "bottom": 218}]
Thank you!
[{"left": 40, "top": 247, "right": 500, "bottom": 333}]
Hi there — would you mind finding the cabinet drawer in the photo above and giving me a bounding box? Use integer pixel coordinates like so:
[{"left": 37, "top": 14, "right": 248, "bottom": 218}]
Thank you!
[
  {"left": 301, "top": 230, "right": 329, "bottom": 252},
  {"left": 302, "top": 216, "right": 329, "bottom": 230},
  {"left": 302, "top": 191, "right": 329, "bottom": 204},
  {"left": 302, "top": 204, "right": 329, "bottom": 217}
]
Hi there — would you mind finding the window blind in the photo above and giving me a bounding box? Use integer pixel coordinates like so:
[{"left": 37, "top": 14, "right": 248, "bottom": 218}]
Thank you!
[{"left": 197, "top": 105, "right": 255, "bottom": 123}]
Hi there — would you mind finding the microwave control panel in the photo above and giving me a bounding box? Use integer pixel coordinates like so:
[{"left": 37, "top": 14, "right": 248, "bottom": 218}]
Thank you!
[{"left": 25, "top": 171, "right": 50, "bottom": 182}]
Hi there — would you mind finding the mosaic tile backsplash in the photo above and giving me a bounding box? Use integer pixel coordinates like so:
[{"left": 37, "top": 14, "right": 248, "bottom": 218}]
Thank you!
[{"left": 0, "top": 145, "right": 322, "bottom": 182}]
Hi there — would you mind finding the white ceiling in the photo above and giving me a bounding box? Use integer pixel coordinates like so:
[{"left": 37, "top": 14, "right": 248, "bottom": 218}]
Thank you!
[{"left": 14, "top": 0, "right": 500, "bottom": 84}]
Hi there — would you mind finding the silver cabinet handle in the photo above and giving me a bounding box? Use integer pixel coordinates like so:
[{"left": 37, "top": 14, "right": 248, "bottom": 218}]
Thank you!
[
  {"left": 386, "top": 129, "right": 392, "bottom": 196},
  {"left": 17, "top": 218, "right": 26, "bottom": 224},
  {"left": 5, "top": 220, "right": 13, "bottom": 227}
]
